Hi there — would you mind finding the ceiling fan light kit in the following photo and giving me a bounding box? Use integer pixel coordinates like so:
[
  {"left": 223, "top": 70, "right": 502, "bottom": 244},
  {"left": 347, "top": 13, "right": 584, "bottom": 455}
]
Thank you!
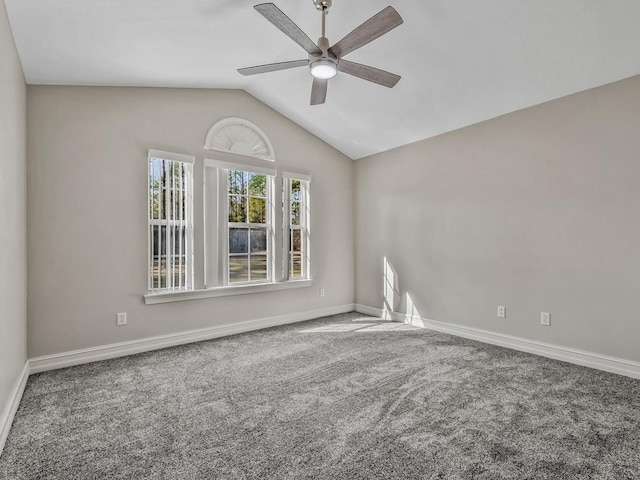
[
  {"left": 238, "top": 1, "right": 403, "bottom": 105},
  {"left": 310, "top": 58, "right": 337, "bottom": 79}
]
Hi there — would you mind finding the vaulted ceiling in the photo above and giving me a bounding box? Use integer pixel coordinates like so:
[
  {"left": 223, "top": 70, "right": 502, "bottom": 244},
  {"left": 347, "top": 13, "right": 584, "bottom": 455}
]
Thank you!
[{"left": 5, "top": 0, "right": 640, "bottom": 159}]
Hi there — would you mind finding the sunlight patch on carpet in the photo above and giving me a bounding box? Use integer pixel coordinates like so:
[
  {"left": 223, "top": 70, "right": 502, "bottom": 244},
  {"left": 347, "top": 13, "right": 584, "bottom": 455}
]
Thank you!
[{"left": 299, "top": 323, "right": 375, "bottom": 333}]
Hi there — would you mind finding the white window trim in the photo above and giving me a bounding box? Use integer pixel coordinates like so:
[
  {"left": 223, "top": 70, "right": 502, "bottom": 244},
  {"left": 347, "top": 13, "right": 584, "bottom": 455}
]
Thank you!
[
  {"left": 144, "top": 279, "right": 313, "bottom": 304},
  {"left": 282, "top": 172, "right": 311, "bottom": 281},
  {"left": 147, "top": 150, "right": 195, "bottom": 293},
  {"left": 205, "top": 157, "right": 276, "bottom": 177},
  {"left": 282, "top": 171, "right": 311, "bottom": 182},
  {"left": 148, "top": 149, "right": 194, "bottom": 164},
  {"left": 204, "top": 157, "right": 278, "bottom": 289}
]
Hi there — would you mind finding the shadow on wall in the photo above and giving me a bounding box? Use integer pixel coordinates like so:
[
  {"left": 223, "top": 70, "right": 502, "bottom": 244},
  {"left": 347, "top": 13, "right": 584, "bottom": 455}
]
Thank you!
[{"left": 383, "top": 256, "right": 424, "bottom": 326}]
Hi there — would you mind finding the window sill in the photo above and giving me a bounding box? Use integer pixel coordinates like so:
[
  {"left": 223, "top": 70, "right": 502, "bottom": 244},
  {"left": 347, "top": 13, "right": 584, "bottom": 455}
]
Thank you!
[{"left": 144, "top": 279, "right": 313, "bottom": 305}]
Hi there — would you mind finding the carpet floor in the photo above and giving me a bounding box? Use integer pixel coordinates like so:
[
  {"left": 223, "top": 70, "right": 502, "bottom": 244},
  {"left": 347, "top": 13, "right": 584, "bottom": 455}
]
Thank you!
[{"left": 1, "top": 312, "right": 639, "bottom": 479}]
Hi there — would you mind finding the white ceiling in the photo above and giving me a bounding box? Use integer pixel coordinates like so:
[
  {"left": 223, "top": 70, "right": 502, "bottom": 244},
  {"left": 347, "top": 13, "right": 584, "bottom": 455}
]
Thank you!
[{"left": 5, "top": 0, "right": 640, "bottom": 159}]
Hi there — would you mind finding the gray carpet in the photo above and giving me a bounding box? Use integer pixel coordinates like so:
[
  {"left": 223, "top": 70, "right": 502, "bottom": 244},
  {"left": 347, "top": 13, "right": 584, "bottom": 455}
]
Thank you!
[{"left": 1, "top": 312, "right": 639, "bottom": 479}]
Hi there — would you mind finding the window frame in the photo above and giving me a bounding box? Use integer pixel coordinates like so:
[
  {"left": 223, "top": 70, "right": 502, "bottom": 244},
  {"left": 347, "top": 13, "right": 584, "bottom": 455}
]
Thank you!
[
  {"left": 225, "top": 169, "right": 273, "bottom": 285},
  {"left": 147, "top": 149, "right": 195, "bottom": 293},
  {"left": 144, "top": 154, "right": 314, "bottom": 305},
  {"left": 204, "top": 158, "right": 277, "bottom": 289},
  {"left": 283, "top": 172, "right": 311, "bottom": 281}
]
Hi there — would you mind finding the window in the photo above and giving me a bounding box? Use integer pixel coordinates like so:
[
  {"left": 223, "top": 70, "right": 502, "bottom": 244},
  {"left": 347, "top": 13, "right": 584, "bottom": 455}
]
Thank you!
[
  {"left": 284, "top": 174, "right": 310, "bottom": 280},
  {"left": 204, "top": 158, "right": 276, "bottom": 288},
  {"left": 144, "top": 120, "right": 314, "bottom": 304},
  {"left": 227, "top": 170, "right": 270, "bottom": 284},
  {"left": 147, "top": 150, "right": 194, "bottom": 291}
]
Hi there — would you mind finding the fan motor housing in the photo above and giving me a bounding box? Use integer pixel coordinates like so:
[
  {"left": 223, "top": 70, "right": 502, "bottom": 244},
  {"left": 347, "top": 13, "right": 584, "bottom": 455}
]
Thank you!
[{"left": 316, "top": 36, "right": 332, "bottom": 56}]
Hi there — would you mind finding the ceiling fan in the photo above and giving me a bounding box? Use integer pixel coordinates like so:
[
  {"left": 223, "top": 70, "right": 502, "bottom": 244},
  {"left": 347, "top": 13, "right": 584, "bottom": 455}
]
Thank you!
[{"left": 238, "top": 0, "right": 403, "bottom": 105}]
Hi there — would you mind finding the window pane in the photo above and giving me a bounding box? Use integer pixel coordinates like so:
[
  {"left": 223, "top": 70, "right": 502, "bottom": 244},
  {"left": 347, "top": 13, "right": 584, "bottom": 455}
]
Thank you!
[
  {"left": 248, "top": 173, "right": 267, "bottom": 197},
  {"left": 228, "top": 170, "right": 247, "bottom": 195},
  {"left": 229, "top": 228, "right": 248, "bottom": 253},
  {"left": 151, "top": 225, "right": 159, "bottom": 258},
  {"left": 152, "top": 258, "right": 160, "bottom": 289},
  {"left": 152, "top": 225, "right": 166, "bottom": 255},
  {"left": 283, "top": 178, "right": 308, "bottom": 281},
  {"left": 291, "top": 179, "right": 301, "bottom": 202},
  {"left": 171, "top": 227, "right": 186, "bottom": 288},
  {"left": 149, "top": 163, "right": 160, "bottom": 219},
  {"left": 225, "top": 170, "right": 273, "bottom": 285},
  {"left": 173, "top": 259, "right": 186, "bottom": 289},
  {"left": 160, "top": 160, "right": 171, "bottom": 220},
  {"left": 179, "top": 164, "right": 186, "bottom": 219},
  {"left": 250, "top": 228, "right": 267, "bottom": 254},
  {"left": 148, "top": 156, "right": 193, "bottom": 292},
  {"left": 229, "top": 256, "right": 249, "bottom": 283},
  {"left": 249, "top": 197, "right": 266, "bottom": 223},
  {"left": 291, "top": 201, "right": 300, "bottom": 226},
  {"left": 292, "top": 229, "right": 302, "bottom": 253},
  {"left": 159, "top": 257, "right": 167, "bottom": 288},
  {"left": 227, "top": 170, "right": 238, "bottom": 195},
  {"left": 228, "top": 195, "right": 247, "bottom": 223},
  {"left": 171, "top": 227, "right": 183, "bottom": 255},
  {"left": 291, "top": 253, "right": 302, "bottom": 278},
  {"left": 250, "top": 255, "right": 268, "bottom": 281}
]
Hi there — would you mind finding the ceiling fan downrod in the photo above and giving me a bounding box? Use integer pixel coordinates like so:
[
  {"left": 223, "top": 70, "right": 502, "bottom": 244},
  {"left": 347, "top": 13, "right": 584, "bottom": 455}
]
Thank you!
[{"left": 314, "top": 0, "right": 331, "bottom": 38}]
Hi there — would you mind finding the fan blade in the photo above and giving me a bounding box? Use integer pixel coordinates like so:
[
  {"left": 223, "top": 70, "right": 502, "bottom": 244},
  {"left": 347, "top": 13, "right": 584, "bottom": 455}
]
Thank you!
[
  {"left": 310, "top": 78, "right": 328, "bottom": 105},
  {"left": 254, "top": 3, "right": 321, "bottom": 55},
  {"left": 238, "top": 59, "right": 309, "bottom": 76},
  {"left": 329, "top": 6, "right": 403, "bottom": 59},
  {"left": 338, "top": 59, "right": 400, "bottom": 88}
]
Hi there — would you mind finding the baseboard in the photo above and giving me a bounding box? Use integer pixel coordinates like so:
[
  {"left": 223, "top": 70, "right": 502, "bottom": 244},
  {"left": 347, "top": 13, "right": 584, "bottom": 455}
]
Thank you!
[
  {"left": 0, "top": 362, "right": 29, "bottom": 457},
  {"left": 352, "top": 304, "right": 382, "bottom": 318},
  {"left": 29, "top": 304, "right": 355, "bottom": 374},
  {"left": 354, "top": 304, "right": 640, "bottom": 380}
]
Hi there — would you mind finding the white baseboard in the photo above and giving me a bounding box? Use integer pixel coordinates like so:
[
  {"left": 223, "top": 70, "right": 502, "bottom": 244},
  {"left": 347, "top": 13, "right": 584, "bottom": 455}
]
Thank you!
[
  {"left": 352, "top": 304, "right": 381, "bottom": 317},
  {"left": 29, "top": 304, "right": 355, "bottom": 374},
  {"left": 354, "top": 304, "right": 640, "bottom": 380},
  {"left": 0, "top": 362, "right": 29, "bottom": 457}
]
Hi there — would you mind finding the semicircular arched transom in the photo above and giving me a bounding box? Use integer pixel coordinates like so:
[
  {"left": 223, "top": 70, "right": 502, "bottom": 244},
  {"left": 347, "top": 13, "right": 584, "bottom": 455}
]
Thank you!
[{"left": 204, "top": 118, "right": 275, "bottom": 161}]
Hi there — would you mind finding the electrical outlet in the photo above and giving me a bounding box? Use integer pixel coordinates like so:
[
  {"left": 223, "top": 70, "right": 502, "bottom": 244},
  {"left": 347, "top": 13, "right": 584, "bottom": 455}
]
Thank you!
[
  {"left": 497, "top": 306, "right": 506, "bottom": 318},
  {"left": 320, "top": 288, "right": 325, "bottom": 297},
  {"left": 116, "top": 312, "right": 127, "bottom": 326},
  {"left": 541, "top": 312, "right": 550, "bottom": 326}
]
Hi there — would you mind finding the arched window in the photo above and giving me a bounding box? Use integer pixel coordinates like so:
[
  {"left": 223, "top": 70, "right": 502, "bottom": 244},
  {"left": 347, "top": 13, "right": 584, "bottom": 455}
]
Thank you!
[{"left": 204, "top": 117, "right": 275, "bottom": 161}]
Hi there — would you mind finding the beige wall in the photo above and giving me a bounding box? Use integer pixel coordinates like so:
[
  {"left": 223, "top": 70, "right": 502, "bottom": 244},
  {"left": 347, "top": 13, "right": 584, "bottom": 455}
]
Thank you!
[
  {"left": 0, "top": 0, "right": 27, "bottom": 430},
  {"left": 23, "top": 63, "right": 640, "bottom": 364},
  {"left": 27, "top": 86, "right": 354, "bottom": 357},
  {"left": 355, "top": 75, "right": 640, "bottom": 362}
]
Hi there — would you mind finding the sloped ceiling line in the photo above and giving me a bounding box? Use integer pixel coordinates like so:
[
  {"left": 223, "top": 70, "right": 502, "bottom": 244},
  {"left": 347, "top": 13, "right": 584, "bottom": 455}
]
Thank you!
[{"left": 5, "top": 0, "right": 640, "bottom": 159}]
